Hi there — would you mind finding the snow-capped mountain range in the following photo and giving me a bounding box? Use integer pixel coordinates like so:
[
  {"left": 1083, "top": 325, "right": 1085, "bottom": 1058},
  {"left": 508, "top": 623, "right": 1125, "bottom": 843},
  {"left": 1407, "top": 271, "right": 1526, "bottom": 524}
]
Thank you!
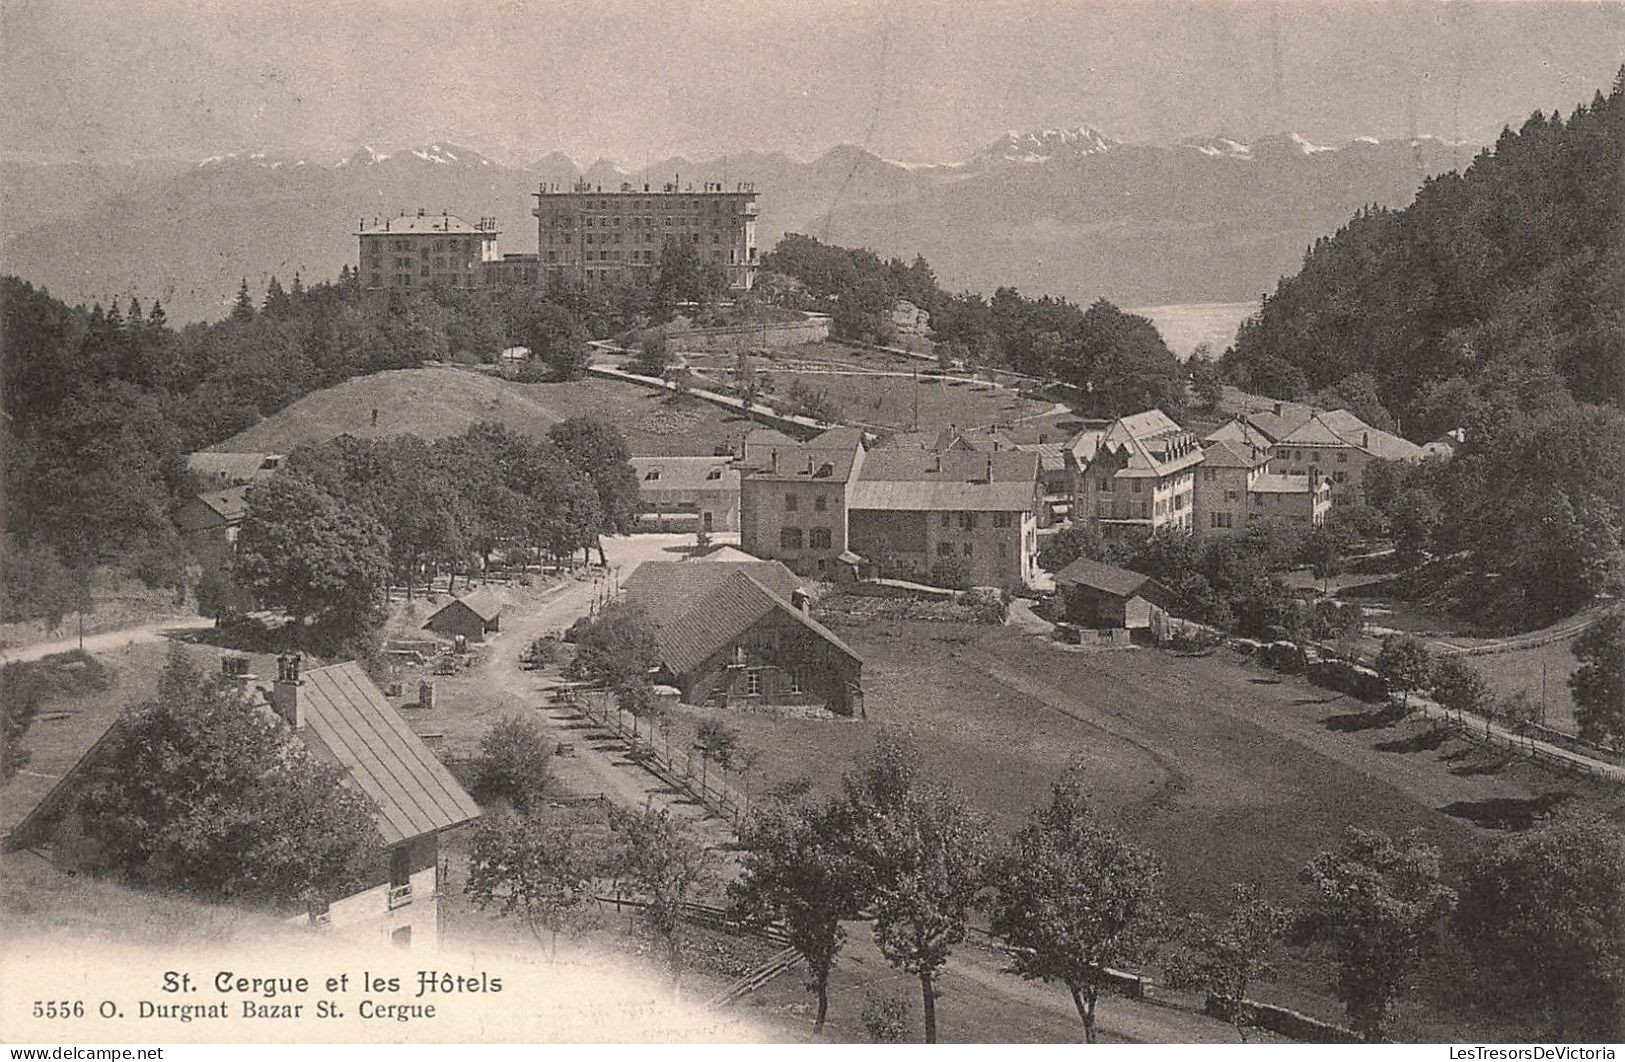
[{"left": 2, "top": 125, "right": 1473, "bottom": 323}]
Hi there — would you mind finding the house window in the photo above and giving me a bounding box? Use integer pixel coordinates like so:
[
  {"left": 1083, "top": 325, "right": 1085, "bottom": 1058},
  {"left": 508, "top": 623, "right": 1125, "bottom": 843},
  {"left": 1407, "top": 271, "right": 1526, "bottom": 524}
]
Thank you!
[
  {"left": 706, "top": 467, "right": 723, "bottom": 480},
  {"left": 780, "top": 528, "right": 803, "bottom": 549},
  {"left": 963, "top": 543, "right": 973, "bottom": 556},
  {"left": 936, "top": 542, "right": 953, "bottom": 557},
  {"left": 940, "top": 512, "right": 951, "bottom": 527},
  {"left": 785, "top": 494, "right": 799, "bottom": 512},
  {"left": 788, "top": 670, "right": 802, "bottom": 694},
  {"left": 814, "top": 494, "right": 827, "bottom": 512},
  {"left": 993, "top": 512, "right": 1012, "bottom": 528},
  {"left": 1337, "top": 452, "right": 1348, "bottom": 463},
  {"left": 746, "top": 669, "right": 762, "bottom": 696},
  {"left": 1132, "top": 480, "right": 1143, "bottom": 493},
  {"left": 1098, "top": 477, "right": 1114, "bottom": 492},
  {"left": 644, "top": 469, "right": 661, "bottom": 481},
  {"left": 810, "top": 528, "right": 832, "bottom": 549},
  {"left": 1334, "top": 471, "right": 1347, "bottom": 483},
  {"left": 392, "top": 926, "right": 412, "bottom": 949}
]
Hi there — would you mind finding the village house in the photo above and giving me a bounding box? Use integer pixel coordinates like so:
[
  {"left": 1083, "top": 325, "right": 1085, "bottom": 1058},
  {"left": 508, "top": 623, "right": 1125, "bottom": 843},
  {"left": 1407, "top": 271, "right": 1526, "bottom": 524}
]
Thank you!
[
  {"left": 630, "top": 455, "right": 741, "bottom": 532},
  {"left": 174, "top": 485, "right": 250, "bottom": 573},
  {"left": 1206, "top": 402, "right": 1425, "bottom": 506},
  {"left": 4, "top": 656, "right": 480, "bottom": 952},
  {"left": 741, "top": 426, "right": 1043, "bottom": 591},
  {"left": 847, "top": 448, "right": 1042, "bottom": 590},
  {"left": 738, "top": 427, "right": 868, "bottom": 580},
  {"left": 185, "top": 451, "right": 284, "bottom": 487},
  {"left": 1193, "top": 435, "right": 1331, "bottom": 536},
  {"left": 1052, "top": 556, "right": 1177, "bottom": 632},
  {"left": 621, "top": 560, "right": 862, "bottom": 715},
  {"left": 1067, "top": 410, "right": 1202, "bottom": 538},
  {"left": 422, "top": 589, "right": 503, "bottom": 642}
]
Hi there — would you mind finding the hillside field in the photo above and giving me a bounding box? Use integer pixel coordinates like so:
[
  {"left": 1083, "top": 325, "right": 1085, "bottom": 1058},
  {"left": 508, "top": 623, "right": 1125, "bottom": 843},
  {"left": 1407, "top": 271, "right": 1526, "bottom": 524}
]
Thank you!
[
  {"left": 651, "top": 618, "right": 1625, "bottom": 1040},
  {"left": 214, "top": 365, "right": 758, "bottom": 457}
]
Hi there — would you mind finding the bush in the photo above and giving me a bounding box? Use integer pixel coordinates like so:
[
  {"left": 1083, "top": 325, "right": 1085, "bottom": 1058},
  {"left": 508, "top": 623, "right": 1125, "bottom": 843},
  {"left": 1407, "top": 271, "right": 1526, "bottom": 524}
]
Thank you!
[
  {"left": 1, "top": 651, "right": 113, "bottom": 779},
  {"left": 961, "top": 586, "right": 1008, "bottom": 624},
  {"left": 472, "top": 715, "right": 552, "bottom": 813},
  {"left": 860, "top": 992, "right": 911, "bottom": 1043}
]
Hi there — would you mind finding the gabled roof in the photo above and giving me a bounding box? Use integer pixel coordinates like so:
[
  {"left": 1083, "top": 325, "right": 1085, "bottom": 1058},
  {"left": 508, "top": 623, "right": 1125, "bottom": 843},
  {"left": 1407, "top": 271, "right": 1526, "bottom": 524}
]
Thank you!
[
  {"left": 1200, "top": 438, "right": 1268, "bottom": 469},
  {"left": 295, "top": 662, "right": 481, "bottom": 845},
  {"left": 1235, "top": 403, "right": 1314, "bottom": 443},
  {"left": 691, "top": 545, "right": 761, "bottom": 563},
  {"left": 1053, "top": 557, "right": 1162, "bottom": 599},
  {"left": 622, "top": 560, "right": 804, "bottom": 618},
  {"left": 630, "top": 456, "right": 740, "bottom": 491},
  {"left": 189, "top": 485, "right": 250, "bottom": 523},
  {"left": 1077, "top": 409, "right": 1203, "bottom": 479},
  {"left": 1011, "top": 442, "right": 1068, "bottom": 474},
  {"left": 4, "top": 661, "right": 480, "bottom": 853},
  {"left": 653, "top": 570, "right": 858, "bottom": 676},
  {"left": 188, "top": 451, "right": 282, "bottom": 485},
  {"left": 1275, "top": 413, "right": 1350, "bottom": 448},
  {"left": 806, "top": 426, "right": 867, "bottom": 450},
  {"left": 849, "top": 449, "right": 1039, "bottom": 512},
  {"left": 427, "top": 588, "right": 503, "bottom": 624},
  {"left": 742, "top": 441, "right": 863, "bottom": 483},
  {"left": 1250, "top": 472, "right": 1319, "bottom": 494}
]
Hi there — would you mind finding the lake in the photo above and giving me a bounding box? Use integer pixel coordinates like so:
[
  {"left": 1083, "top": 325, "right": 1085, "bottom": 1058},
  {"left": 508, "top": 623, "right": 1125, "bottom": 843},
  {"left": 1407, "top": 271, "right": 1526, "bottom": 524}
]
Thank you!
[{"left": 1127, "top": 301, "right": 1258, "bottom": 359}]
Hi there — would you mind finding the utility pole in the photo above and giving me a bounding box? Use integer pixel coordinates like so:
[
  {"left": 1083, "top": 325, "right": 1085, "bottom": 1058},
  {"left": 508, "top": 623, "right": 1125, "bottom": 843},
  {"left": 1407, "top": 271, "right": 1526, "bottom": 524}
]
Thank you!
[{"left": 912, "top": 366, "right": 920, "bottom": 431}]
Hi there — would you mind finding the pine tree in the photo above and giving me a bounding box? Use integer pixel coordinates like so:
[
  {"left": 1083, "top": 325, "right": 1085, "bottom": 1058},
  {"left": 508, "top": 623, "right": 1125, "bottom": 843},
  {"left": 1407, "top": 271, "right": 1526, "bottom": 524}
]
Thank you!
[
  {"left": 263, "top": 276, "right": 291, "bottom": 319},
  {"left": 147, "top": 299, "right": 167, "bottom": 331},
  {"left": 231, "top": 278, "right": 255, "bottom": 322}
]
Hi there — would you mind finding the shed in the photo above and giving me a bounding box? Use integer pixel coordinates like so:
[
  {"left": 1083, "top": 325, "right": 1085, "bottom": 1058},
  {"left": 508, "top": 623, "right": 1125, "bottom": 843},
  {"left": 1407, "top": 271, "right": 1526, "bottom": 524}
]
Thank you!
[
  {"left": 1052, "top": 557, "right": 1176, "bottom": 631},
  {"left": 423, "top": 589, "right": 503, "bottom": 642}
]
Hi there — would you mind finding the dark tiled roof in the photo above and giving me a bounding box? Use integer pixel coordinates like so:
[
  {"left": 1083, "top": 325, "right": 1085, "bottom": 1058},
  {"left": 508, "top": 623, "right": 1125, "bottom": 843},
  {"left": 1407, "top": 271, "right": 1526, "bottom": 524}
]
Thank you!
[
  {"left": 193, "top": 485, "right": 250, "bottom": 523},
  {"left": 357, "top": 212, "right": 491, "bottom": 236},
  {"left": 622, "top": 560, "right": 803, "bottom": 618},
  {"left": 1200, "top": 438, "right": 1267, "bottom": 469},
  {"left": 428, "top": 589, "right": 503, "bottom": 624},
  {"left": 654, "top": 570, "right": 858, "bottom": 676},
  {"left": 298, "top": 662, "right": 481, "bottom": 845},
  {"left": 850, "top": 448, "right": 1039, "bottom": 511},
  {"left": 1053, "top": 557, "right": 1157, "bottom": 598}
]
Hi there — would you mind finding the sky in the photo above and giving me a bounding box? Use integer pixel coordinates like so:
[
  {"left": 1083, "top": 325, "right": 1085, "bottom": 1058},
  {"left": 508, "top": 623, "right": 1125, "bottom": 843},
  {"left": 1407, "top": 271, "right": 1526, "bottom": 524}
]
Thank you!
[{"left": 3, "top": 0, "right": 1622, "bottom": 166}]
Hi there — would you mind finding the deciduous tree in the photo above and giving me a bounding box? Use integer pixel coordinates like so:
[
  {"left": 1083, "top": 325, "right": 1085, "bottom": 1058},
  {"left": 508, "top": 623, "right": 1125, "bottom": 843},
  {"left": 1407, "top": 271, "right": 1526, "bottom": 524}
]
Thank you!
[
  {"left": 1570, "top": 613, "right": 1624, "bottom": 744},
  {"left": 606, "top": 806, "right": 718, "bottom": 992},
  {"left": 1162, "top": 884, "right": 1286, "bottom": 1041},
  {"left": 465, "top": 812, "right": 596, "bottom": 961},
  {"left": 991, "top": 773, "right": 1166, "bottom": 1043},
  {"left": 836, "top": 736, "right": 990, "bottom": 1043},
  {"left": 728, "top": 793, "right": 863, "bottom": 1034},
  {"left": 1295, "top": 829, "right": 1456, "bottom": 1041}
]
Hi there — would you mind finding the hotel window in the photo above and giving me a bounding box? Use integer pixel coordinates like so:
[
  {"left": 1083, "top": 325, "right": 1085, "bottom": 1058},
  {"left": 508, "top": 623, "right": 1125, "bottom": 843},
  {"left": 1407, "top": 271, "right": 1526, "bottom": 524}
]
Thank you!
[
  {"left": 780, "top": 528, "right": 803, "bottom": 549},
  {"left": 993, "top": 512, "right": 1012, "bottom": 528},
  {"left": 746, "top": 670, "right": 762, "bottom": 696},
  {"left": 936, "top": 542, "right": 954, "bottom": 557},
  {"left": 1132, "top": 480, "right": 1143, "bottom": 493},
  {"left": 962, "top": 543, "right": 973, "bottom": 556},
  {"left": 1337, "top": 452, "right": 1348, "bottom": 463},
  {"left": 788, "top": 670, "right": 802, "bottom": 694},
  {"left": 814, "top": 494, "right": 827, "bottom": 512},
  {"left": 785, "top": 493, "right": 798, "bottom": 512},
  {"left": 1334, "top": 471, "right": 1347, "bottom": 483},
  {"left": 810, "top": 528, "right": 832, "bottom": 549},
  {"left": 940, "top": 513, "right": 951, "bottom": 527}
]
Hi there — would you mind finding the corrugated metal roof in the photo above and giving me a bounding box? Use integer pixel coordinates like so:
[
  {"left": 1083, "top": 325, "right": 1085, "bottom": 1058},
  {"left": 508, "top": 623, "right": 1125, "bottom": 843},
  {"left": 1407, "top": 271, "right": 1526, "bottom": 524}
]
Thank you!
[
  {"left": 654, "top": 570, "right": 858, "bottom": 676},
  {"left": 298, "top": 662, "right": 481, "bottom": 845},
  {"left": 1053, "top": 557, "right": 1157, "bottom": 597}
]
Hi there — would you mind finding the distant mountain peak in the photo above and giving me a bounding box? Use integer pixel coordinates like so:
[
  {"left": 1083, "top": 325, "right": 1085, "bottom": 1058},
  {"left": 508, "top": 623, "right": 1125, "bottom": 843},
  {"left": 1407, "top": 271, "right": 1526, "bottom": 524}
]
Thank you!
[{"left": 977, "top": 125, "right": 1120, "bottom": 164}]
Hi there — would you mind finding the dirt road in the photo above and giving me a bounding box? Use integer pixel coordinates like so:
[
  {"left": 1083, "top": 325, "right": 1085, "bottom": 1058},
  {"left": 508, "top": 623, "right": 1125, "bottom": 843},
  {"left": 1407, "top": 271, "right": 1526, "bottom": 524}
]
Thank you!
[{"left": 0, "top": 617, "right": 215, "bottom": 665}]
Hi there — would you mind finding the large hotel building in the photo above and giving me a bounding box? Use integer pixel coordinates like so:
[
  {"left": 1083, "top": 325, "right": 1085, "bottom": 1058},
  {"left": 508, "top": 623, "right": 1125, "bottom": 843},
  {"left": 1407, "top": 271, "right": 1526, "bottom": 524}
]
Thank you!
[
  {"left": 358, "top": 179, "right": 758, "bottom": 294},
  {"left": 534, "top": 179, "right": 758, "bottom": 290}
]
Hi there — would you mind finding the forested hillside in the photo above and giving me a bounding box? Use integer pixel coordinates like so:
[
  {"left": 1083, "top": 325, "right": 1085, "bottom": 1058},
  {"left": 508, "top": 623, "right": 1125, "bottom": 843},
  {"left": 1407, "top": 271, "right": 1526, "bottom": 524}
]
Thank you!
[
  {"left": 1226, "top": 70, "right": 1622, "bottom": 435},
  {"left": 1225, "top": 70, "right": 1625, "bottom": 628}
]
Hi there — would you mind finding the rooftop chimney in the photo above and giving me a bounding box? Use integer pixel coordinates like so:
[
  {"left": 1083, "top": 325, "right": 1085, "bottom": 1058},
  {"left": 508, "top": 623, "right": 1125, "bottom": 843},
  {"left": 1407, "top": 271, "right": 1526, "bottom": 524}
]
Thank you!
[
  {"left": 1362, "top": 431, "right": 1370, "bottom": 447},
  {"left": 806, "top": 454, "right": 815, "bottom": 474},
  {"left": 1273, "top": 402, "right": 1283, "bottom": 416},
  {"left": 770, "top": 449, "right": 778, "bottom": 472},
  {"left": 790, "top": 589, "right": 811, "bottom": 613},
  {"left": 271, "top": 652, "right": 304, "bottom": 729}
]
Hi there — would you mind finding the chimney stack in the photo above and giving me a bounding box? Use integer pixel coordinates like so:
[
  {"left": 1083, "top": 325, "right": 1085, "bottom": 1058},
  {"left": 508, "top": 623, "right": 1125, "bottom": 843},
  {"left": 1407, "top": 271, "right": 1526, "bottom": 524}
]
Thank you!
[
  {"left": 790, "top": 589, "right": 811, "bottom": 613},
  {"left": 1362, "top": 431, "right": 1369, "bottom": 447},
  {"left": 770, "top": 449, "right": 778, "bottom": 472},
  {"left": 1273, "top": 401, "right": 1283, "bottom": 416},
  {"left": 271, "top": 652, "right": 304, "bottom": 729}
]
